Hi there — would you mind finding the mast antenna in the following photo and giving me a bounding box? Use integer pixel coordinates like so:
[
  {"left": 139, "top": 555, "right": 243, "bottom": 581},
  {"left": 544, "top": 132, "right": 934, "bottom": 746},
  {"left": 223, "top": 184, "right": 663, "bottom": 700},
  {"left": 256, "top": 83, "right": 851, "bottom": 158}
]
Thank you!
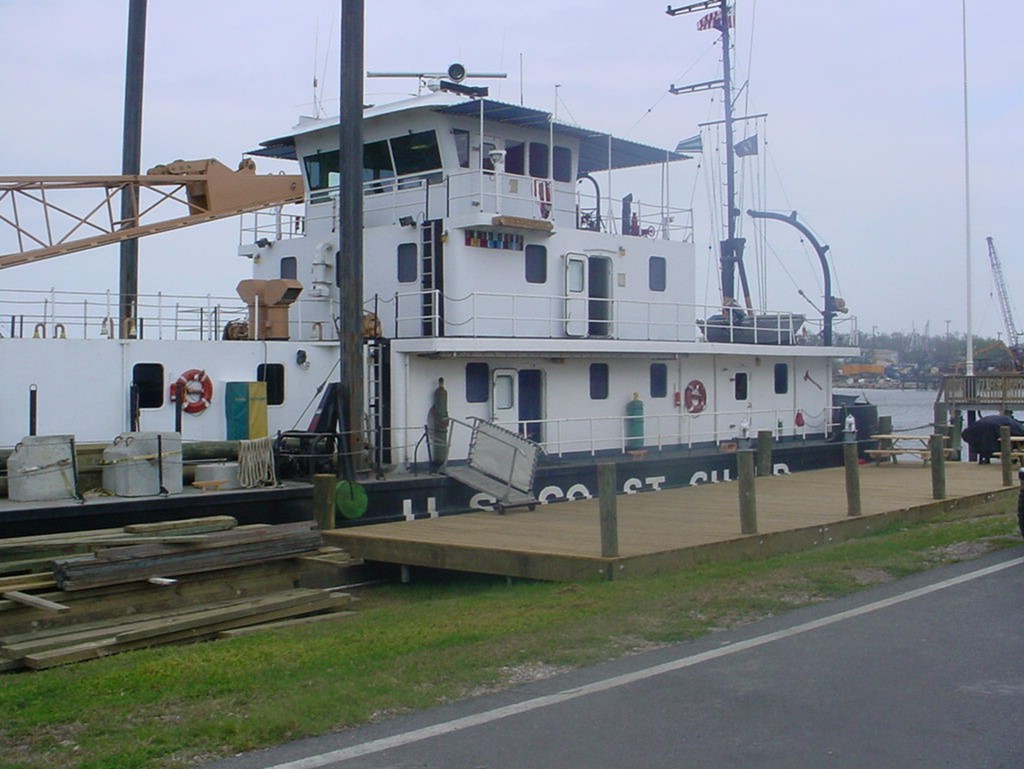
[{"left": 667, "top": 0, "right": 753, "bottom": 311}]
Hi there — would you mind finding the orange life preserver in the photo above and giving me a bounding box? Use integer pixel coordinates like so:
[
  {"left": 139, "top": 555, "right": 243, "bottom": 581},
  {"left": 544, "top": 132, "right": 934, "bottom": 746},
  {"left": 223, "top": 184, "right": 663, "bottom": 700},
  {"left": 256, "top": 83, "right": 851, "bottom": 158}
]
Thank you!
[
  {"left": 171, "top": 369, "right": 213, "bottom": 415},
  {"left": 683, "top": 379, "right": 707, "bottom": 414}
]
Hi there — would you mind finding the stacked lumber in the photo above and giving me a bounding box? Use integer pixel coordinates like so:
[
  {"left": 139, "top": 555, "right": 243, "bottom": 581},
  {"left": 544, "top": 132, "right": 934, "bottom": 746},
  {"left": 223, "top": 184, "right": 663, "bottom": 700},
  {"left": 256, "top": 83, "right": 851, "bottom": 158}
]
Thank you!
[
  {"left": 52, "top": 521, "right": 323, "bottom": 590},
  {"left": 0, "top": 517, "right": 360, "bottom": 671},
  {"left": 1, "top": 588, "right": 351, "bottom": 670}
]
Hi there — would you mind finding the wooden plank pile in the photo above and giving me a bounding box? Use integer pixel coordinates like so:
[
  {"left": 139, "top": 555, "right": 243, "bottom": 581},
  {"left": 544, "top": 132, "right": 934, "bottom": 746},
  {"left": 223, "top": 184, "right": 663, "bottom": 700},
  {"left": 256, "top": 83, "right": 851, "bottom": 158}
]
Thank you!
[{"left": 0, "top": 517, "right": 358, "bottom": 671}]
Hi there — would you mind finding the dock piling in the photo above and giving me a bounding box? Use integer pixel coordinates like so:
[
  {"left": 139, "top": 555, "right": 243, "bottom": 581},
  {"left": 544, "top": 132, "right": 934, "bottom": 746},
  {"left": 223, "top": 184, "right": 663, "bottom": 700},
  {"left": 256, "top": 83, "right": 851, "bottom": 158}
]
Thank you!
[
  {"left": 950, "top": 409, "right": 963, "bottom": 460},
  {"left": 930, "top": 434, "right": 946, "bottom": 499},
  {"left": 738, "top": 449, "right": 757, "bottom": 534},
  {"left": 999, "top": 425, "right": 1013, "bottom": 487},
  {"left": 876, "top": 415, "right": 893, "bottom": 463},
  {"left": 843, "top": 428, "right": 861, "bottom": 516},
  {"left": 756, "top": 430, "right": 773, "bottom": 477},
  {"left": 313, "top": 473, "right": 336, "bottom": 531},
  {"left": 597, "top": 463, "right": 619, "bottom": 558}
]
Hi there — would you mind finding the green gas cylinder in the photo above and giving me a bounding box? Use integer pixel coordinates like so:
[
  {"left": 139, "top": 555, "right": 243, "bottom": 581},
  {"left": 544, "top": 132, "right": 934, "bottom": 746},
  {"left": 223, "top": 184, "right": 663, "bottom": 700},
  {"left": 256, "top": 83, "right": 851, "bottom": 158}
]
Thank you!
[{"left": 625, "top": 393, "right": 644, "bottom": 450}]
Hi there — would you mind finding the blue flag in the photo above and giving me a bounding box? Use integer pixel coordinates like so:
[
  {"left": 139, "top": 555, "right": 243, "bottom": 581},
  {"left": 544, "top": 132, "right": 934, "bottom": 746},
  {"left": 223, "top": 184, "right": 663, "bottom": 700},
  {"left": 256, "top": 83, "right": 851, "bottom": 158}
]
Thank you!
[
  {"left": 675, "top": 134, "right": 703, "bottom": 153},
  {"left": 734, "top": 134, "right": 758, "bottom": 157}
]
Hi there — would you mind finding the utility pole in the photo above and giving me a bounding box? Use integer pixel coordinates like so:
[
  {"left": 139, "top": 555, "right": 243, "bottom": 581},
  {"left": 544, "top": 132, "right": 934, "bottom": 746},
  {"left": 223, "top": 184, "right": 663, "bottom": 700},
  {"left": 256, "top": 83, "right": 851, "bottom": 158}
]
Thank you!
[
  {"left": 337, "top": 0, "right": 365, "bottom": 480},
  {"left": 119, "top": 0, "right": 147, "bottom": 339}
]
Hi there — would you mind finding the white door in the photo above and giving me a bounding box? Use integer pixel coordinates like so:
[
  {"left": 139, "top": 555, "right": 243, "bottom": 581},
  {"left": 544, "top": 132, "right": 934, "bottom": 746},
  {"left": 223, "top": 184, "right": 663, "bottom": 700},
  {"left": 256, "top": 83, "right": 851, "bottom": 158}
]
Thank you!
[
  {"left": 565, "top": 254, "right": 588, "bottom": 337},
  {"left": 491, "top": 368, "right": 518, "bottom": 426}
]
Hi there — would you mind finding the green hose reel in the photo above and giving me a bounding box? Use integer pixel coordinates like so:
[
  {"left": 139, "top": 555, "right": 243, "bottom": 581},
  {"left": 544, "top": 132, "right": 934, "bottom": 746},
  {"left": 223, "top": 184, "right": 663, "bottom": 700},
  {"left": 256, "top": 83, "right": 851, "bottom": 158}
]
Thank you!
[{"left": 335, "top": 480, "right": 368, "bottom": 520}]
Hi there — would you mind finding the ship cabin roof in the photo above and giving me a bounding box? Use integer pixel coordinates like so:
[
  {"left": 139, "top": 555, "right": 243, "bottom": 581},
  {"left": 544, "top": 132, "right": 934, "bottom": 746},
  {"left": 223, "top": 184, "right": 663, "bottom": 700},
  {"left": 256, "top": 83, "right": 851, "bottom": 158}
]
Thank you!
[{"left": 249, "top": 90, "right": 689, "bottom": 175}]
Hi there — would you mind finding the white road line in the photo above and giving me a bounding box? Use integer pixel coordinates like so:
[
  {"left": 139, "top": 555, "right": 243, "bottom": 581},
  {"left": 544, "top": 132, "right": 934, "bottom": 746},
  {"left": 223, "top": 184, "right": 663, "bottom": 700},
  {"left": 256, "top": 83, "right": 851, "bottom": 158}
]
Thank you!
[{"left": 263, "top": 555, "right": 1024, "bottom": 769}]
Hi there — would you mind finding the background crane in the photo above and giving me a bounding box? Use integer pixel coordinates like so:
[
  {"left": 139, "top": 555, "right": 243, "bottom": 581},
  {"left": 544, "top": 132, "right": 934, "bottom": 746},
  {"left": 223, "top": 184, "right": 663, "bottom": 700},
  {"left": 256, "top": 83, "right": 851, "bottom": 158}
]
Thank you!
[{"left": 986, "top": 235, "right": 1020, "bottom": 347}]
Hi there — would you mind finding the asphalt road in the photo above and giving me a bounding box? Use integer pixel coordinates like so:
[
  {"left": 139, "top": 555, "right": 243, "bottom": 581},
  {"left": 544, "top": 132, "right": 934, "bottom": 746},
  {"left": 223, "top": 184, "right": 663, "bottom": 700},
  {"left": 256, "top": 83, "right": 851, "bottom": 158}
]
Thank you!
[{"left": 205, "top": 546, "right": 1024, "bottom": 769}]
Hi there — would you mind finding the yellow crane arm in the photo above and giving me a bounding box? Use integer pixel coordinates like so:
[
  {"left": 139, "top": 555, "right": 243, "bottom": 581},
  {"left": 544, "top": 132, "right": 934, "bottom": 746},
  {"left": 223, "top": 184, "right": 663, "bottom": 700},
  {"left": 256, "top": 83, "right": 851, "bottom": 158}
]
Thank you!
[{"left": 0, "top": 158, "right": 303, "bottom": 269}]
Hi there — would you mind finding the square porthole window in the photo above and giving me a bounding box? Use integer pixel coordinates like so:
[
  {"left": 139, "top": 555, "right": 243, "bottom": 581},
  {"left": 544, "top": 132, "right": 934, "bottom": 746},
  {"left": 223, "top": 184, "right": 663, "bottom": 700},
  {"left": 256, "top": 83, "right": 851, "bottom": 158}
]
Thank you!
[
  {"left": 397, "top": 243, "right": 417, "bottom": 283},
  {"left": 650, "top": 363, "right": 667, "bottom": 398},
  {"left": 774, "top": 363, "right": 789, "bottom": 394},
  {"left": 132, "top": 363, "right": 164, "bottom": 409},
  {"left": 466, "top": 362, "right": 490, "bottom": 403},
  {"left": 735, "top": 372, "right": 748, "bottom": 401},
  {"left": 525, "top": 245, "right": 547, "bottom": 284},
  {"left": 257, "top": 363, "right": 285, "bottom": 406},
  {"left": 649, "top": 256, "right": 666, "bottom": 292},
  {"left": 590, "top": 363, "right": 609, "bottom": 400}
]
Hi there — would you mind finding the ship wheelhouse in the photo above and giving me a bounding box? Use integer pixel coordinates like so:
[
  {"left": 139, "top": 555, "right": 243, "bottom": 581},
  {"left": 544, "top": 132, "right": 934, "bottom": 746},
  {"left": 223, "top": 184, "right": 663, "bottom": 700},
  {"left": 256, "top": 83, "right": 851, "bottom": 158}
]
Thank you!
[{"left": 237, "top": 89, "right": 856, "bottom": 469}]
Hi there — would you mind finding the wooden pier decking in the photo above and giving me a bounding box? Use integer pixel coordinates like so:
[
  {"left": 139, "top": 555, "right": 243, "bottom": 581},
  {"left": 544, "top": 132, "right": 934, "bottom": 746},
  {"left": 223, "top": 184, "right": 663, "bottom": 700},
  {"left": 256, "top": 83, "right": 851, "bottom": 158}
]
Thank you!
[{"left": 324, "top": 462, "right": 1017, "bottom": 582}]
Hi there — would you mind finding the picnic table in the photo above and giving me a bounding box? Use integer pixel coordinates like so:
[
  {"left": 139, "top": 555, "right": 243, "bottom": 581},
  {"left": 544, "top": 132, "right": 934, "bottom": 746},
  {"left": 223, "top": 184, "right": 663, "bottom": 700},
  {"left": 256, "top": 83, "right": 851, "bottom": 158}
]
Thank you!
[
  {"left": 865, "top": 434, "right": 951, "bottom": 464},
  {"left": 990, "top": 434, "right": 1024, "bottom": 463}
]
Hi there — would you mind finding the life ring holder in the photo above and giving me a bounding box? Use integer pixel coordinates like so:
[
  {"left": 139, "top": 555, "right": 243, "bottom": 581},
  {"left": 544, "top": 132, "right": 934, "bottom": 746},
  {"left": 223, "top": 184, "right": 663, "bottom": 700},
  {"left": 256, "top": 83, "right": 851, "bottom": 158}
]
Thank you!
[
  {"left": 172, "top": 369, "right": 214, "bottom": 415},
  {"left": 683, "top": 379, "right": 707, "bottom": 414}
]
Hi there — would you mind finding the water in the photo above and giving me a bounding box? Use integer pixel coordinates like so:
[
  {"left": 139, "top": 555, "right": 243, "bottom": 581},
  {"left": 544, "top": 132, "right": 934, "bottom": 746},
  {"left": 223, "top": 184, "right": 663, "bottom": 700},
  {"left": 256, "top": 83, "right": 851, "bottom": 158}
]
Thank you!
[{"left": 835, "top": 387, "right": 938, "bottom": 432}]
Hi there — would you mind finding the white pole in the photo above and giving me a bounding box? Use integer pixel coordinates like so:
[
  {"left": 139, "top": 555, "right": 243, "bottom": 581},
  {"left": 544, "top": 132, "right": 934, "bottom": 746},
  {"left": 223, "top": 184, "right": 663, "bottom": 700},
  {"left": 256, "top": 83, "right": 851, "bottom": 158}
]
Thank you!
[{"left": 962, "top": 0, "right": 974, "bottom": 377}]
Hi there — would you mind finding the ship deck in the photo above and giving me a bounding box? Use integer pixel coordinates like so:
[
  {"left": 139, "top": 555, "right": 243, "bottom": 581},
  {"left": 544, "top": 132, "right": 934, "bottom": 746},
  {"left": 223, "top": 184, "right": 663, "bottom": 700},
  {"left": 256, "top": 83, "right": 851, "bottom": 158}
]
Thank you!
[{"left": 324, "top": 461, "right": 1017, "bottom": 581}]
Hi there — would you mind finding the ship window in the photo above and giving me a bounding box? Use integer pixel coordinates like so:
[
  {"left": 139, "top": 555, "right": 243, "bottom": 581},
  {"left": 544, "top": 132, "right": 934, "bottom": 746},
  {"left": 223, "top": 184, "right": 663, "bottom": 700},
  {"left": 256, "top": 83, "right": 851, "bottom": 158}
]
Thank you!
[
  {"left": 505, "top": 141, "right": 525, "bottom": 175},
  {"left": 363, "top": 140, "right": 395, "bottom": 190},
  {"left": 553, "top": 146, "right": 572, "bottom": 182},
  {"left": 525, "top": 245, "right": 547, "bottom": 284},
  {"left": 649, "top": 256, "right": 666, "bottom": 292},
  {"left": 132, "top": 363, "right": 163, "bottom": 409},
  {"left": 590, "top": 363, "right": 609, "bottom": 400},
  {"left": 454, "top": 129, "right": 471, "bottom": 168},
  {"left": 567, "top": 258, "right": 585, "bottom": 292},
  {"left": 258, "top": 363, "right": 285, "bottom": 406},
  {"left": 774, "top": 363, "right": 789, "bottom": 394},
  {"left": 494, "top": 374, "right": 514, "bottom": 410},
  {"left": 304, "top": 150, "right": 338, "bottom": 190},
  {"left": 529, "top": 142, "right": 548, "bottom": 179},
  {"left": 482, "top": 141, "right": 496, "bottom": 171},
  {"left": 304, "top": 150, "right": 339, "bottom": 202},
  {"left": 390, "top": 130, "right": 442, "bottom": 180},
  {"left": 734, "top": 372, "right": 748, "bottom": 400},
  {"left": 397, "top": 243, "right": 417, "bottom": 283},
  {"left": 280, "top": 256, "right": 297, "bottom": 280},
  {"left": 650, "top": 363, "right": 667, "bottom": 398},
  {"left": 466, "top": 362, "right": 489, "bottom": 403}
]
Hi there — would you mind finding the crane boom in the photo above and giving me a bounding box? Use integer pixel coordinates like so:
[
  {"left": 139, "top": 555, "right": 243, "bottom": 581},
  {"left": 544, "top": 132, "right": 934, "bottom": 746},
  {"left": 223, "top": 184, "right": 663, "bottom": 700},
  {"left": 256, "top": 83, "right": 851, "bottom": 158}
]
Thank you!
[
  {"left": 986, "top": 235, "right": 1020, "bottom": 346},
  {"left": 0, "top": 158, "right": 302, "bottom": 269}
]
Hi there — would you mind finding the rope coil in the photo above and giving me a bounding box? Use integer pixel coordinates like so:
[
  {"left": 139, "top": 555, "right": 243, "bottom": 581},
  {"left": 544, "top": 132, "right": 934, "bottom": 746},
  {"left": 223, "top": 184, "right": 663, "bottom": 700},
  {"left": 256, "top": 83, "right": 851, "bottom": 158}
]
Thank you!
[{"left": 238, "top": 436, "right": 277, "bottom": 488}]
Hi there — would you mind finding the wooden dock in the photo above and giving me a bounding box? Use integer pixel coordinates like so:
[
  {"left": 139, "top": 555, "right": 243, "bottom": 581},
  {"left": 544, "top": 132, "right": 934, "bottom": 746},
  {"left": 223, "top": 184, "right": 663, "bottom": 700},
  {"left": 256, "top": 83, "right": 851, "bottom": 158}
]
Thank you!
[{"left": 324, "top": 462, "right": 1017, "bottom": 582}]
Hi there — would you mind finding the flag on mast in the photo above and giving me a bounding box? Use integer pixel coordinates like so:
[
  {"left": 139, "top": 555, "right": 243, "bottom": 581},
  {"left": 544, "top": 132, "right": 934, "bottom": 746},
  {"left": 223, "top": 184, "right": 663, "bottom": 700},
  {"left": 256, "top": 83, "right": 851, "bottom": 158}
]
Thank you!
[
  {"left": 675, "top": 134, "right": 703, "bottom": 153},
  {"left": 697, "top": 9, "right": 734, "bottom": 31},
  {"left": 734, "top": 134, "right": 758, "bottom": 157}
]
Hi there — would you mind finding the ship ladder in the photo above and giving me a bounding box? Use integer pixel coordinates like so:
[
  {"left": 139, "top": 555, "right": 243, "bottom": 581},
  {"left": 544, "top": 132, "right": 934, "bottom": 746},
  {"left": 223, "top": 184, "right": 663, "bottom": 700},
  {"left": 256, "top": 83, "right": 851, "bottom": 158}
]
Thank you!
[
  {"left": 420, "top": 220, "right": 444, "bottom": 337},
  {"left": 365, "top": 337, "right": 390, "bottom": 473}
]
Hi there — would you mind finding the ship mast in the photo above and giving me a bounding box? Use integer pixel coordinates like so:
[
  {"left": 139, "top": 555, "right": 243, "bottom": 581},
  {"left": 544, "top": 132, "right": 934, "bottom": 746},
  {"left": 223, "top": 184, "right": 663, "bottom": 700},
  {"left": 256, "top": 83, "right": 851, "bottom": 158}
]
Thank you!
[{"left": 668, "top": 0, "right": 752, "bottom": 311}]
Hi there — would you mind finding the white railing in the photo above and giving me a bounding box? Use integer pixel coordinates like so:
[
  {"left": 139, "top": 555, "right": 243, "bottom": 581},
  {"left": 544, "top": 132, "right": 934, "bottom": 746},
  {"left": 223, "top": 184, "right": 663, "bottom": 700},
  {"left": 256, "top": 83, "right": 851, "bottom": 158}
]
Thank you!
[
  {"left": 0, "top": 287, "right": 335, "bottom": 342},
  {"left": 382, "top": 287, "right": 857, "bottom": 348},
  {"left": 240, "top": 204, "right": 307, "bottom": 244},
  {"left": 386, "top": 406, "right": 838, "bottom": 471},
  {"left": 500, "top": 407, "right": 836, "bottom": 458},
  {"left": 278, "top": 169, "right": 694, "bottom": 241},
  {"left": 445, "top": 168, "right": 694, "bottom": 242}
]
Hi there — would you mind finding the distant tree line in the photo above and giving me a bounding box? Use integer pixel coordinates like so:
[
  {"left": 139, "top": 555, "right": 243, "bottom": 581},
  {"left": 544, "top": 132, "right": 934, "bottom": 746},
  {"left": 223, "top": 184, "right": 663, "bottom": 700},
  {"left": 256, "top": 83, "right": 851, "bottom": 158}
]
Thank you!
[{"left": 859, "top": 330, "right": 1019, "bottom": 373}]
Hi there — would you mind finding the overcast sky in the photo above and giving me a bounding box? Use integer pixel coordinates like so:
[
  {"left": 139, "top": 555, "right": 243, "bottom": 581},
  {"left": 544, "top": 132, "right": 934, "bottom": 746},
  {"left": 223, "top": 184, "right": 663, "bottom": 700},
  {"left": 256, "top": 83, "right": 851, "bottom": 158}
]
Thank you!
[{"left": 1, "top": 1, "right": 1020, "bottom": 341}]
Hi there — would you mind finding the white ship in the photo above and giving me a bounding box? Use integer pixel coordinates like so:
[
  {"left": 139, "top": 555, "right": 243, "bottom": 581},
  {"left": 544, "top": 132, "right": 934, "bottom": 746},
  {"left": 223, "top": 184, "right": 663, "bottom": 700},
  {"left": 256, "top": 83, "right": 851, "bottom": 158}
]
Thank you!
[{"left": 0, "top": 4, "right": 865, "bottom": 529}]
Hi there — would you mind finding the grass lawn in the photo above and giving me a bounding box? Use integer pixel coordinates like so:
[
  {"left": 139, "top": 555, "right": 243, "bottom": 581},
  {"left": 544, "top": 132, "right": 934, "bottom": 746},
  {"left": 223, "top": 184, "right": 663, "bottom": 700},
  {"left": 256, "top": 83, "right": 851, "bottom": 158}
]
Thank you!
[{"left": 0, "top": 512, "right": 1020, "bottom": 769}]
